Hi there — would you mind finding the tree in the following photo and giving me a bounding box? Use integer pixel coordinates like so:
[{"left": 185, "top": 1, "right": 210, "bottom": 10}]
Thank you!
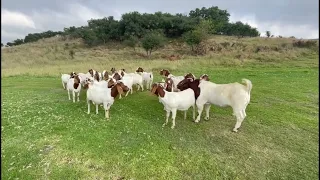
[
  {"left": 6, "top": 42, "right": 14, "bottom": 46},
  {"left": 82, "top": 29, "right": 98, "bottom": 46},
  {"left": 141, "top": 32, "right": 166, "bottom": 57},
  {"left": 13, "top": 39, "right": 24, "bottom": 46},
  {"left": 266, "top": 31, "right": 271, "bottom": 38},
  {"left": 123, "top": 35, "right": 139, "bottom": 51},
  {"left": 183, "top": 20, "right": 211, "bottom": 52}
]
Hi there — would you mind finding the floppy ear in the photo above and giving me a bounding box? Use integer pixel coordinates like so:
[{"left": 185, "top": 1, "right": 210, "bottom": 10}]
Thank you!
[
  {"left": 164, "top": 83, "right": 167, "bottom": 89},
  {"left": 116, "top": 84, "right": 124, "bottom": 95},
  {"left": 151, "top": 85, "right": 157, "bottom": 94}
]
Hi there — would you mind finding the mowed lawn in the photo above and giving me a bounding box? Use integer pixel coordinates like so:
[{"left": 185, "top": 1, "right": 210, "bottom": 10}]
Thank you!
[{"left": 1, "top": 66, "right": 318, "bottom": 180}]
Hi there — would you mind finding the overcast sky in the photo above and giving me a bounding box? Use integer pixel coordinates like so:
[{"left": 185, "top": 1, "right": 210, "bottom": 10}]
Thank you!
[{"left": 1, "top": 0, "right": 319, "bottom": 43}]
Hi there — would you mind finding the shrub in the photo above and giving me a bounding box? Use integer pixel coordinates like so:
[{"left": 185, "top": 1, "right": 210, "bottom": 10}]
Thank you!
[
  {"left": 266, "top": 31, "right": 271, "bottom": 38},
  {"left": 69, "top": 50, "right": 75, "bottom": 59},
  {"left": 141, "top": 32, "right": 166, "bottom": 57},
  {"left": 293, "top": 40, "right": 317, "bottom": 49},
  {"left": 123, "top": 35, "right": 139, "bottom": 51}
]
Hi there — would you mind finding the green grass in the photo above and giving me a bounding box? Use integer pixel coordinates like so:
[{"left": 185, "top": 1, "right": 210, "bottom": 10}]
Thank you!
[{"left": 2, "top": 66, "right": 318, "bottom": 179}]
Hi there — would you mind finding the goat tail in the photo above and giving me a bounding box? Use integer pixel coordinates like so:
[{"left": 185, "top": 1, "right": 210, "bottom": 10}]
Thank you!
[{"left": 242, "top": 79, "right": 252, "bottom": 94}]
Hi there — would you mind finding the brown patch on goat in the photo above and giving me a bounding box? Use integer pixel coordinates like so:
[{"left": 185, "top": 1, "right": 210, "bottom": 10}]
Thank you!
[
  {"left": 111, "top": 82, "right": 129, "bottom": 98},
  {"left": 159, "top": 69, "right": 164, "bottom": 76},
  {"left": 108, "top": 78, "right": 116, "bottom": 88},
  {"left": 164, "top": 78, "right": 174, "bottom": 91},
  {"left": 177, "top": 78, "right": 201, "bottom": 99},
  {"left": 88, "top": 69, "right": 94, "bottom": 77},
  {"left": 184, "top": 73, "right": 196, "bottom": 80},
  {"left": 73, "top": 75, "right": 80, "bottom": 89},
  {"left": 160, "top": 69, "right": 170, "bottom": 77},
  {"left": 200, "top": 74, "right": 210, "bottom": 81},
  {"left": 151, "top": 83, "right": 165, "bottom": 97},
  {"left": 113, "top": 73, "right": 122, "bottom": 81},
  {"left": 94, "top": 71, "right": 100, "bottom": 81},
  {"left": 103, "top": 71, "right": 109, "bottom": 81},
  {"left": 110, "top": 68, "right": 116, "bottom": 74},
  {"left": 136, "top": 67, "right": 144, "bottom": 73},
  {"left": 70, "top": 72, "right": 76, "bottom": 78}
]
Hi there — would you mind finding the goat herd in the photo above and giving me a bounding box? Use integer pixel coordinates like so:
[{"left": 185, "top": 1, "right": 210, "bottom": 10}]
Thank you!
[{"left": 60, "top": 67, "right": 252, "bottom": 132}]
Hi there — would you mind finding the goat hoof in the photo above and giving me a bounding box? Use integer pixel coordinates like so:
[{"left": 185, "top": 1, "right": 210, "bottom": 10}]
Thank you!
[
  {"left": 233, "top": 128, "right": 238, "bottom": 132},
  {"left": 204, "top": 117, "right": 209, "bottom": 120},
  {"left": 171, "top": 126, "right": 175, "bottom": 129},
  {"left": 162, "top": 124, "right": 166, "bottom": 127},
  {"left": 194, "top": 120, "right": 199, "bottom": 123}
]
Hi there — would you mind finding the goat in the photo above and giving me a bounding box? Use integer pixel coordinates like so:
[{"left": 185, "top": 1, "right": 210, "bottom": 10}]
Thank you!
[
  {"left": 61, "top": 72, "right": 76, "bottom": 89},
  {"left": 118, "top": 76, "right": 134, "bottom": 98},
  {"left": 66, "top": 75, "right": 82, "bottom": 102},
  {"left": 135, "top": 67, "right": 154, "bottom": 90},
  {"left": 159, "top": 69, "right": 184, "bottom": 90},
  {"left": 101, "top": 70, "right": 112, "bottom": 81},
  {"left": 93, "top": 71, "right": 100, "bottom": 81},
  {"left": 112, "top": 72, "right": 122, "bottom": 81},
  {"left": 194, "top": 79, "right": 252, "bottom": 132},
  {"left": 177, "top": 75, "right": 211, "bottom": 120},
  {"left": 110, "top": 67, "right": 116, "bottom": 74},
  {"left": 184, "top": 73, "right": 196, "bottom": 80},
  {"left": 87, "top": 69, "right": 96, "bottom": 78},
  {"left": 151, "top": 83, "right": 196, "bottom": 129},
  {"left": 86, "top": 79, "right": 129, "bottom": 119},
  {"left": 118, "top": 69, "right": 144, "bottom": 92},
  {"left": 77, "top": 72, "right": 91, "bottom": 86},
  {"left": 199, "top": 74, "right": 210, "bottom": 81}
]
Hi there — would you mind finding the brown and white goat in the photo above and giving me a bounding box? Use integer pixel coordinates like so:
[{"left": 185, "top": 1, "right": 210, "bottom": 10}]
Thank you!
[
  {"left": 136, "top": 67, "right": 154, "bottom": 90},
  {"left": 180, "top": 76, "right": 252, "bottom": 132},
  {"left": 151, "top": 83, "right": 196, "bottom": 129},
  {"left": 86, "top": 79, "right": 129, "bottom": 119},
  {"left": 66, "top": 75, "right": 82, "bottom": 102}
]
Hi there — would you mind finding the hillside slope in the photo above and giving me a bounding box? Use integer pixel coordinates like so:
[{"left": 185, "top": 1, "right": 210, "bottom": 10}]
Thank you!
[{"left": 1, "top": 35, "right": 318, "bottom": 77}]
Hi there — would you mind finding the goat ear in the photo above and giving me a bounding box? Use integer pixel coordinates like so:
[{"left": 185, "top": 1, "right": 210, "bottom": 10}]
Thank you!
[
  {"left": 151, "top": 86, "right": 157, "bottom": 94},
  {"left": 116, "top": 84, "right": 124, "bottom": 95}
]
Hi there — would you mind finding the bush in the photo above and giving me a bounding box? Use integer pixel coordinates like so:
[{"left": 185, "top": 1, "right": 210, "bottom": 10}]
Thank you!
[
  {"left": 69, "top": 50, "right": 75, "bottom": 59},
  {"left": 292, "top": 40, "right": 317, "bottom": 49},
  {"left": 141, "top": 32, "right": 166, "bottom": 57},
  {"left": 123, "top": 35, "right": 139, "bottom": 51},
  {"left": 183, "top": 20, "right": 211, "bottom": 54}
]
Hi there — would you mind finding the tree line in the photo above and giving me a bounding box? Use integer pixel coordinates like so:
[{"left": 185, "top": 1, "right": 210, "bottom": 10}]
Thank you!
[{"left": 4, "top": 6, "right": 260, "bottom": 49}]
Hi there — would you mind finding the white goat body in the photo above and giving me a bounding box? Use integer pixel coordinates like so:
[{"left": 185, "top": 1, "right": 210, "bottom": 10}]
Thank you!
[
  {"left": 158, "top": 88, "right": 196, "bottom": 129},
  {"left": 66, "top": 77, "right": 82, "bottom": 102},
  {"left": 77, "top": 73, "right": 90, "bottom": 86},
  {"left": 61, "top": 74, "right": 70, "bottom": 89},
  {"left": 86, "top": 82, "right": 114, "bottom": 119},
  {"left": 137, "top": 72, "right": 153, "bottom": 90},
  {"left": 195, "top": 79, "right": 252, "bottom": 132},
  {"left": 121, "top": 71, "right": 144, "bottom": 91},
  {"left": 118, "top": 76, "right": 134, "bottom": 98}
]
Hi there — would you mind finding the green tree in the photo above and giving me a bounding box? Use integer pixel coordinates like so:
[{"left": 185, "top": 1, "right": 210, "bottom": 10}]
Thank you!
[
  {"left": 82, "top": 29, "right": 98, "bottom": 46},
  {"left": 183, "top": 20, "right": 211, "bottom": 52},
  {"left": 266, "top": 31, "right": 271, "bottom": 38},
  {"left": 141, "top": 32, "right": 166, "bottom": 57}
]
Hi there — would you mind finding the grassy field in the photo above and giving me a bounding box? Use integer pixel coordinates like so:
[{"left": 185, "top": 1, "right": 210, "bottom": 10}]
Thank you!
[{"left": 1, "top": 36, "right": 319, "bottom": 179}]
